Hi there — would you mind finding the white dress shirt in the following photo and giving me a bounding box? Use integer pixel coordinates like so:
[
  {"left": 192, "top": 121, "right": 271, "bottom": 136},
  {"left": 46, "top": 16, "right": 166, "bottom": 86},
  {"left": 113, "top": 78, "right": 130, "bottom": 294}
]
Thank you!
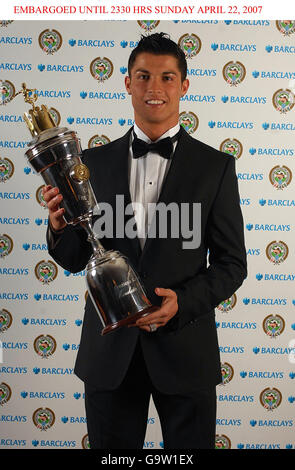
[{"left": 128, "top": 123, "right": 180, "bottom": 249}]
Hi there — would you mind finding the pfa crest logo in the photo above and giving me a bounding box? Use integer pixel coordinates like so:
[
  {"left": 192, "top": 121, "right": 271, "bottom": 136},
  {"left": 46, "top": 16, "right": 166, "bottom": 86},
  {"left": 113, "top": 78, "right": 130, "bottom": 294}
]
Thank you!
[
  {"left": 269, "top": 165, "right": 292, "bottom": 190},
  {"left": 82, "top": 434, "right": 90, "bottom": 449},
  {"left": 276, "top": 20, "right": 295, "bottom": 36},
  {"left": 36, "top": 185, "right": 47, "bottom": 208},
  {"left": 220, "top": 362, "right": 234, "bottom": 385},
  {"left": 266, "top": 241, "right": 288, "bottom": 265},
  {"left": 35, "top": 260, "right": 58, "bottom": 284},
  {"left": 263, "top": 314, "right": 285, "bottom": 339},
  {"left": 215, "top": 435, "right": 231, "bottom": 449},
  {"left": 217, "top": 294, "right": 237, "bottom": 313},
  {"left": 39, "top": 29, "right": 62, "bottom": 54},
  {"left": 0, "top": 234, "right": 13, "bottom": 258},
  {"left": 178, "top": 34, "right": 202, "bottom": 59},
  {"left": 220, "top": 139, "right": 243, "bottom": 160},
  {"left": 137, "top": 21, "right": 160, "bottom": 33},
  {"left": 0, "top": 382, "right": 11, "bottom": 406},
  {"left": 223, "top": 61, "right": 246, "bottom": 86},
  {"left": 33, "top": 407, "right": 55, "bottom": 431},
  {"left": 90, "top": 57, "right": 113, "bottom": 83},
  {"left": 36, "top": 184, "right": 47, "bottom": 209},
  {"left": 0, "top": 21, "right": 14, "bottom": 27},
  {"left": 0, "top": 157, "right": 14, "bottom": 182},
  {"left": 88, "top": 134, "right": 110, "bottom": 149},
  {"left": 179, "top": 111, "right": 199, "bottom": 134},
  {"left": 273, "top": 89, "right": 294, "bottom": 114},
  {"left": 34, "top": 334, "right": 57, "bottom": 358},
  {"left": 0, "top": 308, "right": 13, "bottom": 333},
  {"left": 0, "top": 79, "right": 15, "bottom": 105},
  {"left": 49, "top": 107, "right": 61, "bottom": 126},
  {"left": 260, "top": 387, "right": 282, "bottom": 411}
]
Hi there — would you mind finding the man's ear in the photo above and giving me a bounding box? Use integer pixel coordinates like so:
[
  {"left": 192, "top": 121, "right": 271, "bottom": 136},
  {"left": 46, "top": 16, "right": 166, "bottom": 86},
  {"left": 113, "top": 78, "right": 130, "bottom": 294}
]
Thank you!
[
  {"left": 125, "top": 76, "right": 131, "bottom": 95},
  {"left": 181, "top": 78, "right": 189, "bottom": 97}
]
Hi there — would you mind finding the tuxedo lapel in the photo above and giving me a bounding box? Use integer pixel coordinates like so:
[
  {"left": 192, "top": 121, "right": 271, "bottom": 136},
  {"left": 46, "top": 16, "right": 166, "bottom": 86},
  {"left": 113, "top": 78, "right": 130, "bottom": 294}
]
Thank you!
[{"left": 107, "top": 128, "right": 142, "bottom": 261}]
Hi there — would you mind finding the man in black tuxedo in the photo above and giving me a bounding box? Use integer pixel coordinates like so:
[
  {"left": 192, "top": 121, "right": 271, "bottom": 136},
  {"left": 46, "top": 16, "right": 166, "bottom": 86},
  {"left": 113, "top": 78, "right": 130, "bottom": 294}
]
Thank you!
[{"left": 44, "top": 33, "right": 247, "bottom": 449}]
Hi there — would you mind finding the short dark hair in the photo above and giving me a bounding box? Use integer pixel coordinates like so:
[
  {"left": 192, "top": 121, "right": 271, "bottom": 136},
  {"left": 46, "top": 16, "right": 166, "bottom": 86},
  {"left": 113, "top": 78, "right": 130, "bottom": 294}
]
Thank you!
[{"left": 128, "top": 32, "right": 187, "bottom": 82}]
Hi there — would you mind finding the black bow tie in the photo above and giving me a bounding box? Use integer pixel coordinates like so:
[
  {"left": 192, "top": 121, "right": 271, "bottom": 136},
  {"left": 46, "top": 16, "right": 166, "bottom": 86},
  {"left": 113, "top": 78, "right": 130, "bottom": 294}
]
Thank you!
[{"left": 132, "top": 132, "right": 176, "bottom": 159}]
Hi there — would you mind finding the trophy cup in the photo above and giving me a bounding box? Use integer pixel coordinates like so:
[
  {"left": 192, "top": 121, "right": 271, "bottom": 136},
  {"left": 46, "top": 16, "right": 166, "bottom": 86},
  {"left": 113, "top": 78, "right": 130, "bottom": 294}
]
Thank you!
[{"left": 16, "top": 83, "right": 157, "bottom": 335}]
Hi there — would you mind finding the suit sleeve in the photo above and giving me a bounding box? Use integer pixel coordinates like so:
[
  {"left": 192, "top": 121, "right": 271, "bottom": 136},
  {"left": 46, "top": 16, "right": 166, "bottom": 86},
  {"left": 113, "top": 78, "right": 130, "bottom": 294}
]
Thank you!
[
  {"left": 46, "top": 223, "right": 93, "bottom": 273},
  {"left": 173, "top": 156, "right": 247, "bottom": 329}
]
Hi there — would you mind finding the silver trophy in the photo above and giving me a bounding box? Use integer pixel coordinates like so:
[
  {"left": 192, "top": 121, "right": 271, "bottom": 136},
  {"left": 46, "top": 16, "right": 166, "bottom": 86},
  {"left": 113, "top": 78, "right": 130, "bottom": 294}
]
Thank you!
[{"left": 18, "top": 83, "right": 156, "bottom": 335}]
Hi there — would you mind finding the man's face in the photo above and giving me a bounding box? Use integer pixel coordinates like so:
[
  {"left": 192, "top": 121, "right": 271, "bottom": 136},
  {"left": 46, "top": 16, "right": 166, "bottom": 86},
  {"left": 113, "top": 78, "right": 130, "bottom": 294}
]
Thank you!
[{"left": 125, "top": 52, "right": 189, "bottom": 133}]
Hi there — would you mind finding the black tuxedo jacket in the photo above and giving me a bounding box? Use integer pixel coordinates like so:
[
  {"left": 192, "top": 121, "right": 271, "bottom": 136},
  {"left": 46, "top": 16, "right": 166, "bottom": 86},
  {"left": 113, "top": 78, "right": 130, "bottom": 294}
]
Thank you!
[{"left": 47, "top": 126, "right": 247, "bottom": 394}]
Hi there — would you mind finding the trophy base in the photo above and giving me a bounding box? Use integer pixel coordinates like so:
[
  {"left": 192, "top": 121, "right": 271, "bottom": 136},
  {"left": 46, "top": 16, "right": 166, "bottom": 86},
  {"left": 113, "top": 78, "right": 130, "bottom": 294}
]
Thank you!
[{"left": 101, "top": 305, "right": 159, "bottom": 336}]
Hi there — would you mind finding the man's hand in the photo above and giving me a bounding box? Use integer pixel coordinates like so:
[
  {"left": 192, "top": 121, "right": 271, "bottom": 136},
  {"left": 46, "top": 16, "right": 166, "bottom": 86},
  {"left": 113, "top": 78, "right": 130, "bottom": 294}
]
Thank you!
[
  {"left": 133, "top": 287, "right": 178, "bottom": 332},
  {"left": 42, "top": 185, "right": 66, "bottom": 232}
]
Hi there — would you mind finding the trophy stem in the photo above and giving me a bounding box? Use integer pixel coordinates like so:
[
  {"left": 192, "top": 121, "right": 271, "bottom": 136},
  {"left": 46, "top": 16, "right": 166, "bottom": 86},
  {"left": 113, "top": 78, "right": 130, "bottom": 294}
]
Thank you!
[{"left": 80, "top": 219, "right": 106, "bottom": 257}]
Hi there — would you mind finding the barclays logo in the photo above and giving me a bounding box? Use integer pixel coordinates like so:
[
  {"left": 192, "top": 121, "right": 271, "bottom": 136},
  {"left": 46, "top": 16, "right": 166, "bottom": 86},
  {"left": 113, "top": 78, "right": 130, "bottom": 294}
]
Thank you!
[
  {"left": 187, "top": 68, "right": 216, "bottom": 77},
  {"left": 0, "top": 141, "right": 29, "bottom": 149},
  {"left": 33, "top": 367, "right": 74, "bottom": 375},
  {"left": 246, "top": 249, "right": 260, "bottom": 256},
  {"left": 253, "top": 346, "right": 295, "bottom": 355},
  {"left": 34, "top": 218, "right": 48, "bottom": 226},
  {"left": 221, "top": 95, "right": 266, "bottom": 104},
  {"left": 0, "top": 293, "right": 28, "bottom": 300},
  {"left": 218, "top": 394, "right": 254, "bottom": 403},
  {"left": 243, "top": 297, "right": 287, "bottom": 306},
  {"left": 260, "top": 198, "right": 295, "bottom": 207},
  {"left": 249, "top": 147, "right": 294, "bottom": 156},
  {"left": 217, "top": 321, "right": 256, "bottom": 330},
  {"left": 81, "top": 91, "right": 126, "bottom": 101},
  {"left": 0, "top": 36, "right": 32, "bottom": 45},
  {"left": 0, "top": 192, "right": 30, "bottom": 200},
  {"left": 22, "top": 318, "right": 67, "bottom": 326},
  {"left": 181, "top": 94, "right": 215, "bottom": 103},
  {"left": 208, "top": 121, "right": 254, "bottom": 129},
  {"left": 32, "top": 439, "right": 76, "bottom": 448},
  {"left": 0, "top": 439, "right": 26, "bottom": 447},
  {"left": 0, "top": 267, "right": 29, "bottom": 276},
  {"left": 253, "top": 70, "right": 295, "bottom": 80},
  {"left": 240, "top": 371, "right": 284, "bottom": 379},
  {"left": 21, "top": 391, "right": 65, "bottom": 399},
  {"left": 239, "top": 443, "right": 280, "bottom": 449},
  {"left": 69, "top": 38, "right": 115, "bottom": 48},
  {"left": 36, "top": 90, "right": 71, "bottom": 99},
  {"left": 266, "top": 45, "right": 295, "bottom": 54},
  {"left": 0, "top": 114, "right": 24, "bottom": 123},
  {"left": 38, "top": 64, "right": 84, "bottom": 73},
  {"left": 61, "top": 416, "right": 86, "bottom": 423},
  {"left": 240, "top": 198, "right": 251, "bottom": 205},
  {"left": 0, "top": 217, "right": 29, "bottom": 225},
  {"left": 237, "top": 173, "right": 263, "bottom": 181},
  {"left": 262, "top": 122, "right": 295, "bottom": 131},
  {"left": 62, "top": 343, "right": 79, "bottom": 351},
  {"left": 34, "top": 293, "right": 80, "bottom": 302},
  {"left": 251, "top": 419, "right": 293, "bottom": 427},
  {"left": 211, "top": 43, "right": 256, "bottom": 52},
  {"left": 246, "top": 223, "right": 290, "bottom": 232},
  {"left": 0, "top": 62, "right": 32, "bottom": 71},
  {"left": 120, "top": 40, "right": 138, "bottom": 48},
  {"left": 22, "top": 243, "right": 48, "bottom": 251},
  {"left": 219, "top": 346, "right": 245, "bottom": 353},
  {"left": 72, "top": 117, "right": 112, "bottom": 125},
  {"left": 225, "top": 20, "right": 270, "bottom": 26},
  {"left": 118, "top": 118, "right": 134, "bottom": 126},
  {"left": 216, "top": 418, "right": 242, "bottom": 426},
  {"left": 0, "top": 366, "right": 27, "bottom": 374}
]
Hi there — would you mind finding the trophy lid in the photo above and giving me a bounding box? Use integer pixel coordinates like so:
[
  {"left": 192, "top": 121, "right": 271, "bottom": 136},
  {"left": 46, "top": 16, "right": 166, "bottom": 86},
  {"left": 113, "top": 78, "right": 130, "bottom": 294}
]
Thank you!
[{"left": 19, "top": 83, "right": 56, "bottom": 137}]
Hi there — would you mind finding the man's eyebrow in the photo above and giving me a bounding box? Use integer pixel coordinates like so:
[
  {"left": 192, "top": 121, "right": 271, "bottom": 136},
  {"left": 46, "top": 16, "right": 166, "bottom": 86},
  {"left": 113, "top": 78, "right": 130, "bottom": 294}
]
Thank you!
[{"left": 134, "top": 69, "right": 177, "bottom": 75}]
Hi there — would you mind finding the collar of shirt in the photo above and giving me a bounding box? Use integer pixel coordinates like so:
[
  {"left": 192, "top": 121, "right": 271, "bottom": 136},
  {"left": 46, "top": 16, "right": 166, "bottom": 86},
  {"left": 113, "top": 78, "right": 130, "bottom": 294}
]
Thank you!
[{"left": 133, "top": 122, "right": 180, "bottom": 145}]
